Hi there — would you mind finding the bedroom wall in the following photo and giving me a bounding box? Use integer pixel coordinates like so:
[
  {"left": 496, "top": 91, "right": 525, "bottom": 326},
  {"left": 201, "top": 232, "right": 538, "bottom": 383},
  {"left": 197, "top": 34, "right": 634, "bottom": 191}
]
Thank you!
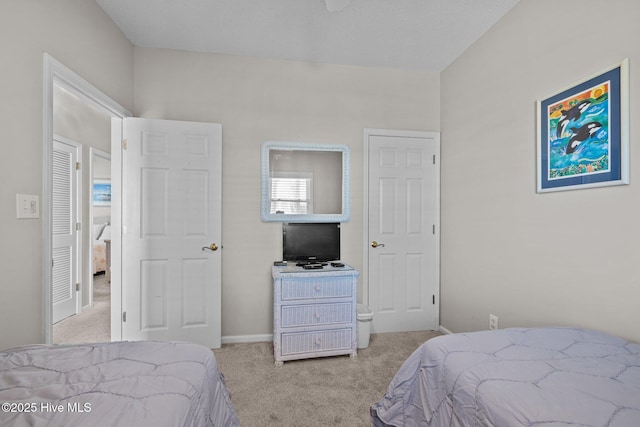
[
  {"left": 0, "top": 1, "right": 133, "bottom": 350},
  {"left": 133, "top": 48, "right": 440, "bottom": 340},
  {"left": 440, "top": 0, "right": 640, "bottom": 342}
]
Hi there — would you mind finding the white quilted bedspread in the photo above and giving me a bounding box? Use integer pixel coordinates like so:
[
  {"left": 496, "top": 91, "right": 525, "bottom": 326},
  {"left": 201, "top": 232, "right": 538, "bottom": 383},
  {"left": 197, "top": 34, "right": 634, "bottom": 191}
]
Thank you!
[
  {"left": 0, "top": 341, "right": 238, "bottom": 427},
  {"left": 372, "top": 327, "right": 640, "bottom": 427}
]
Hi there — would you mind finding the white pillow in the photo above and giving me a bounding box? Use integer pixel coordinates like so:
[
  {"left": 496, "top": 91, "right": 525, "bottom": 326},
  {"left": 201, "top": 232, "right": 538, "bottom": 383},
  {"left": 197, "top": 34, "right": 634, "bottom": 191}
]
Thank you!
[
  {"left": 93, "top": 223, "right": 106, "bottom": 240},
  {"left": 100, "top": 225, "right": 112, "bottom": 240}
]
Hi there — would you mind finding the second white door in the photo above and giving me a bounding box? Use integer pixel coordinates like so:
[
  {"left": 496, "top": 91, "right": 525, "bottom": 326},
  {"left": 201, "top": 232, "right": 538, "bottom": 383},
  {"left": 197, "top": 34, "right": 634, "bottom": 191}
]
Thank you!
[
  {"left": 122, "top": 118, "right": 222, "bottom": 348},
  {"left": 366, "top": 129, "right": 440, "bottom": 333}
]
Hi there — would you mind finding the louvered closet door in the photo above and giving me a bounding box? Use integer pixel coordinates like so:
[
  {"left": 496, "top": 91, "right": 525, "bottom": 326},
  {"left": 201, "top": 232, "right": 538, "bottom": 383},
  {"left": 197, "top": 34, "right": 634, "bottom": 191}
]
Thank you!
[{"left": 52, "top": 138, "right": 79, "bottom": 323}]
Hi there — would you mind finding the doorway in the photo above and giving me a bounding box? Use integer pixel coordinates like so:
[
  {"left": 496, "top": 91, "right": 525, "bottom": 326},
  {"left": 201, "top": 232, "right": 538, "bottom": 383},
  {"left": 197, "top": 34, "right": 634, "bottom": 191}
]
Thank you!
[
  {"left": 43, "top": 54, "right": 131, "bottom": 344},
  {"left": 52, "top": 146, "right": 113, "bottom": 344},
  {"left": 89, "top": 148, "right": 111, "bottom": 302},
  {"left": 363, "top": 128, "right": 440, "bottom": 333},
  {"left": 50, "top": 87, "right": 114, "bottom": 344},
  {"left": 44, "top": 55, "right": 223, "bottom": 348}
]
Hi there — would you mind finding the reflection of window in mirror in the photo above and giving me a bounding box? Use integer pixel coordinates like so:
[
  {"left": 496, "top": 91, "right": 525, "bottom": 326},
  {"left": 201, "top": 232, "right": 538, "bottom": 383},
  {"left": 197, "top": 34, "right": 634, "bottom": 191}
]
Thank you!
[
  {"left": 270, "top": 172, "right": 313, "bottom": 214},
  {"left": 269, "top": 149, "right": 342, "bottom": 214},
  {"left": 261, "top": 142, "right": 351, "bottom": 222}
]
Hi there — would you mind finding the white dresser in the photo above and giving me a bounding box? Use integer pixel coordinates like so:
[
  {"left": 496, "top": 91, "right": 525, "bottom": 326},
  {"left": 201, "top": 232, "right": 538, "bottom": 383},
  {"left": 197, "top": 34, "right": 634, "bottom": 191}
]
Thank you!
[{"left": 272, "top": 264, "right": 359, "bottom": 365}]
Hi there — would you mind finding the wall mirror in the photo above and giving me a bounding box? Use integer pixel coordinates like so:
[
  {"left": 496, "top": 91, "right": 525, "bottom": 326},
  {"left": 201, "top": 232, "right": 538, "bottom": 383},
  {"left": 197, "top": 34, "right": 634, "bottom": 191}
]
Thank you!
[{"left": 261, "top": 141, "right": 351, "bottom": 222}]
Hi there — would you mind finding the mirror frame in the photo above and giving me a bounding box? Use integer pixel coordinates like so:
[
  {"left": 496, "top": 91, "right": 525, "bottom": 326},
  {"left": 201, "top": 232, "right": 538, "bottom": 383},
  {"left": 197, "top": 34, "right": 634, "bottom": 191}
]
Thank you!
[{"left": 261, "top": 141, "right": 351, "bottom": 222}]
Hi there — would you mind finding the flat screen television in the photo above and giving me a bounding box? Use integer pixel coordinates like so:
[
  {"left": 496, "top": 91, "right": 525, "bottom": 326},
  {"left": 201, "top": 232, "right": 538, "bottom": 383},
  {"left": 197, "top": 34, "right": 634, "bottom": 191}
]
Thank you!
[{"left": 282, "top": 223, "right": 340, "bottom": 263}]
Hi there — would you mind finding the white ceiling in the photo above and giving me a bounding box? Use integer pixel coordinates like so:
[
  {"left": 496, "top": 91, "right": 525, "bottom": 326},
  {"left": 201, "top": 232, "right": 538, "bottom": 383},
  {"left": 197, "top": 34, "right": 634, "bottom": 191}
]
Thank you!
[{"left": 96, "top": 0, "right": 520, "bottom": 72}]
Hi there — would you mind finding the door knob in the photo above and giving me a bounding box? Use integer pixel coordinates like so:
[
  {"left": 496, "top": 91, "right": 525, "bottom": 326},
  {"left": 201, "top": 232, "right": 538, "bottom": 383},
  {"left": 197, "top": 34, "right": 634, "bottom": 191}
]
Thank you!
[
  {"left": 371, "top": 241, "right": 385, "bottom": 248},
  {"left": 202, "top": 243, "right": 219, "bottom": 251}
]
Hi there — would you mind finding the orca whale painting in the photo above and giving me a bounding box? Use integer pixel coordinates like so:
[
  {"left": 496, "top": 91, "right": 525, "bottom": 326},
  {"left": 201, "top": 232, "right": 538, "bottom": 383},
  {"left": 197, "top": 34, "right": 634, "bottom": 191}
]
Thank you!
[{"left": 537, "top": 59, "right": 629, "bottom": 192}]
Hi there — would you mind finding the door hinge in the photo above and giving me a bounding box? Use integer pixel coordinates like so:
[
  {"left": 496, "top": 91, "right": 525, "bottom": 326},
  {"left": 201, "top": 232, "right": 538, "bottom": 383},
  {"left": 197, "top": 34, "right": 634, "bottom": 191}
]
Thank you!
[
  {"left": 122, "top": 311, "right": 127, "bottom": 322},
  {"left": 76, "top": 283, "right": 80, "bottom": 292},
  {"left": 76, "top": 162, "right": 81, "bottom": 170},
  {"left": 433, "top": 154, "right": 436, "bottom": 165},
  {"left": 432, "top": 295, "right": 435, "bottom": 305},
  {"left": 122, "top": 139, "right": 128, "bottom": 150},
  {"left": 76, "top": 222, "right": 81, "bottom": 231},
  {"left": 432, "top": 224, "right": 436, "bottom": 234}
]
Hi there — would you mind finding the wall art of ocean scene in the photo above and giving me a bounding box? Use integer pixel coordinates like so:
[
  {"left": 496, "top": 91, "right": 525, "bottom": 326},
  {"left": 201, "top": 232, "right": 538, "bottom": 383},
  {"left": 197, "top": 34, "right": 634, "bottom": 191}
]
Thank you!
[
  {"left": 546, "top": 82, "right": 610, "bottom": 179},
  {"left": 93, "top": 180, "right": 111, "bottom": 206}
]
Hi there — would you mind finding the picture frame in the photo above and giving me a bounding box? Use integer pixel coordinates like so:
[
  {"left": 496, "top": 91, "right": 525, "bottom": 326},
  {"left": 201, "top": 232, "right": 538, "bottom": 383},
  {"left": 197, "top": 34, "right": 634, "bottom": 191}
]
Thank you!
[
  {"left": 92, "top": 179, "right": 111, "bottom": 206},
  {"left": 536, "top": 59, "right": 629, "bottom": 193}
]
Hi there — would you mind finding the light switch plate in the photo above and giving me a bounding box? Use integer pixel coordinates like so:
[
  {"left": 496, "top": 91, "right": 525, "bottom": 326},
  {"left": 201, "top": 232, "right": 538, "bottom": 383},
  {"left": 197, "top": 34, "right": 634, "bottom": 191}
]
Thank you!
[{"left": 16, "top": 194, "right": 40, "bottom": 219}]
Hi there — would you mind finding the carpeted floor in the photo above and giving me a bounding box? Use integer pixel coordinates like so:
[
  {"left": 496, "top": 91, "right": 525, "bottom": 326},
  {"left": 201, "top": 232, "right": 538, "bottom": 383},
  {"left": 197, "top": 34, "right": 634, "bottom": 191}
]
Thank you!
[
  {"left": 53, "top": 273, "right": 110, "bottom": 344},
  {"left": 52, "top": 277, "right": 440, "bottom": 425},
  {"left": 213, "top": 330, "right": 441, "bottom": 426}
]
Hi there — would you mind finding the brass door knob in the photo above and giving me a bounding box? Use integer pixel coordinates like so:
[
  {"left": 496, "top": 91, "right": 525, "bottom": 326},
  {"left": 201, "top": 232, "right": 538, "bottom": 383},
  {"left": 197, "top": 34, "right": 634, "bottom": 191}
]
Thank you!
[
  {"left": 371, "top": 241, "right": 385, "bottom": 248},
  {"left": 202, "top": 243, "right": 219, "bottom": 251}
]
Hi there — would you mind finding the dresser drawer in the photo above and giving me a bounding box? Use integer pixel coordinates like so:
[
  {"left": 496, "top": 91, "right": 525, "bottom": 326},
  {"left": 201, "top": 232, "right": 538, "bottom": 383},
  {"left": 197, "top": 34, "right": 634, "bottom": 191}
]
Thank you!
[
  {"left": 281, "top": 276, "right": 353, "bottom": 300},
  {"left": 281, "top": 302, "right": 353, "bottom": 328},
  {"left": 280, "top": 328, "right": 353, "bottom": 356}
]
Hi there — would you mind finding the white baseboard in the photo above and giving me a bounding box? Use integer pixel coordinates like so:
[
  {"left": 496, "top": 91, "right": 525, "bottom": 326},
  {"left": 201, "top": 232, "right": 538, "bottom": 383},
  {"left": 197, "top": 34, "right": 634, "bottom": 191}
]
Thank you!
[
  {"left": 438, "top": 325, "right": 453, "bottom": 335},
  {"left": 221, "top": 334, "right": 273, "bottom": 345},
  {"left": 222, "top": 328, "right": 452, "bottom": 345}
]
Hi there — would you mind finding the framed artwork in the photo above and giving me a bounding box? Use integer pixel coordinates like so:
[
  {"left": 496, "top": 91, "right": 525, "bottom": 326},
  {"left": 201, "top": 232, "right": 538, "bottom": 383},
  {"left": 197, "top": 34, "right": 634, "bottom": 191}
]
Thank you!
[
  {"left": 93, "top": 179, "right": 111, "bottom": 206},
  {"left": 536, "top": 59, "right": 629, "bottom": 193}
]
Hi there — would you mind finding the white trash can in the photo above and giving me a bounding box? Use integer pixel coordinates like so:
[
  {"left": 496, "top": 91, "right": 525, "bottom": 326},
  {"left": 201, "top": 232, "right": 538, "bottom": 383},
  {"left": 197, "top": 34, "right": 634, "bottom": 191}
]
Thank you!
[{"left": 357, "top": 304, "right": 374, "bottom": 349}]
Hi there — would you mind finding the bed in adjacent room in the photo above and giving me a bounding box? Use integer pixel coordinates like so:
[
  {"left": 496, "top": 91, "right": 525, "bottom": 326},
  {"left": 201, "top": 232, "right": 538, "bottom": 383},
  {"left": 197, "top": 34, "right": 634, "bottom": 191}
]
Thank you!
[
  {"left": 92, "top": 216, "right": 111, "bottom": 275},
  {"left": 371, "top": 327, "right": 640, "bottom": 427},
  {"left": 0, "top": 341, "right": 239, "bottom": 427}
]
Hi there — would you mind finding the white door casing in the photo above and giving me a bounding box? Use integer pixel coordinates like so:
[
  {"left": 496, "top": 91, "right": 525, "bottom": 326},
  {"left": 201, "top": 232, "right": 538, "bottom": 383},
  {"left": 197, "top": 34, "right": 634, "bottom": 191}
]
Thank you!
[
  {"left": 43, "top": 54, "right": 131, "bottom": 344},
  {"left": 122, "top": 118, "right": 222, "bottom": 348},
  {"left": 364, "top": 129, "right": 440, "bottom": 333},
  {"left": 52, "top": 136, "right": 82, "bottom": 324}
]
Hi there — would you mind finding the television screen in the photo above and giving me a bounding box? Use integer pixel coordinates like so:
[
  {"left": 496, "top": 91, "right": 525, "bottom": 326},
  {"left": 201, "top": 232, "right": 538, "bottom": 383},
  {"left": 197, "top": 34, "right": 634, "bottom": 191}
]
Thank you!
[{"left": 282, "top": 223, "right": 340, "bottom": 262}]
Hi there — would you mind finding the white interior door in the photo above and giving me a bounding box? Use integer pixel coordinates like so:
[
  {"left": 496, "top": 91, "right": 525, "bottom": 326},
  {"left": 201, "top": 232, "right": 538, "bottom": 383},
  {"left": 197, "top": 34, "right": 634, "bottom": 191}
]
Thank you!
[
  {"left": 122, "top": 118, "right": 222, "bottom": 348},
  {"left": 366, "top": 129, "right": 440, "bottom": 333},
  {"left": 52, "top": 136, "right": 82, "bottom": 324}
]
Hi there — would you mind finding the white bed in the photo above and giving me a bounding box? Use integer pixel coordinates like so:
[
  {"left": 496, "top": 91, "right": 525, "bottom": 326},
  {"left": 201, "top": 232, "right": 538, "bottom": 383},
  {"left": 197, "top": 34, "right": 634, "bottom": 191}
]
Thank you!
[
  {"left": 0, "top": 341, "right": 239, "bottom": 427},
  {"left": 92, "top": 217, "right": 110, "bottom": 275},
  {"left": 371, "top": 327, "right": 640, "bottom": 427}
]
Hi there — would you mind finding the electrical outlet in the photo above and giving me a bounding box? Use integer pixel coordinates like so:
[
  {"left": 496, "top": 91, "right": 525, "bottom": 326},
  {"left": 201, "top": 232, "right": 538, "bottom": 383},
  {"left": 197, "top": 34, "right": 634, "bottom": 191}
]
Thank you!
[{"left": 489, "top": 314, "right": 499, "bottom": 330}]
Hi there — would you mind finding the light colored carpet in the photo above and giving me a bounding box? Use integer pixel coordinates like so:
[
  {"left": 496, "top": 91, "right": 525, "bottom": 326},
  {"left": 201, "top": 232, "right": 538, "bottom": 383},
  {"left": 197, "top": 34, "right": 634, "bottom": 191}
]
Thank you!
[
  {"left": 52, "top": 278, "right": 440, "bottom": 425},
  {"left": 213, "top": 330, "right": 441, "bottom": 426},
  {"left": 53, "top": 274, "right": 110, "bottom": 344}
]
